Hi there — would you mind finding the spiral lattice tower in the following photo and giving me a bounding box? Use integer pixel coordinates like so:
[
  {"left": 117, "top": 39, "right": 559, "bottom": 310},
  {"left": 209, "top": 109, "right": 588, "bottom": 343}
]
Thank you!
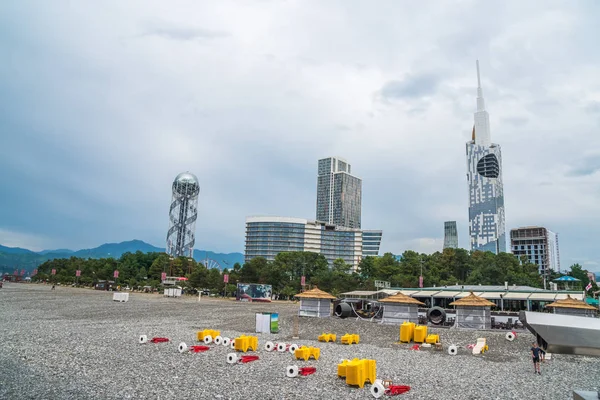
[{"left": 166, "top": 172, "right": 200, "bottom": 258}]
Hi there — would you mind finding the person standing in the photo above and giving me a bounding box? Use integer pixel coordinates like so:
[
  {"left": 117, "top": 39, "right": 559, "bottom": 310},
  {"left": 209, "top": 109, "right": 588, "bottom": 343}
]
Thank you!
[{"left": 531, "top": 342, "right": 542, "bottom": 374}]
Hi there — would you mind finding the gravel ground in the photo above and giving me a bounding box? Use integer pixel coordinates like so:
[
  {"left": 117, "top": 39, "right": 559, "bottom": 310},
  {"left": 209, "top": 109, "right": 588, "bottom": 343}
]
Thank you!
[{"left": 1, "top": 283, "right": 598, "bottom": 400}]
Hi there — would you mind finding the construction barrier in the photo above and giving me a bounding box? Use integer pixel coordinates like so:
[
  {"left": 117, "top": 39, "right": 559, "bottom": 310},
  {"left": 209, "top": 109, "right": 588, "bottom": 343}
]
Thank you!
[
  {"left": 318, "top": 333, "right": 337, "bottom": 343},
  {"left": 197, "top": 329, "right": 220, "bottom": 343},
  {"left": 337, "top": 358, "right": 376, "bottom": 388},
  {"left": 341, "top": 334, "right": 360, "bottom": 345},
  {"left": 294, "top": 346, "right": 320, "bottom": 361},
  {"left": 234, "top": 335, "right": 258, "bottom": 352}
]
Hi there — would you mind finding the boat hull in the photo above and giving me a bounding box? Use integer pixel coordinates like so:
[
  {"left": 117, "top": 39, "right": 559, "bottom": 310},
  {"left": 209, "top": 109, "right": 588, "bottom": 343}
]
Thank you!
[{"left": 520, "top": 311, "right": 600, "bottom": 357}]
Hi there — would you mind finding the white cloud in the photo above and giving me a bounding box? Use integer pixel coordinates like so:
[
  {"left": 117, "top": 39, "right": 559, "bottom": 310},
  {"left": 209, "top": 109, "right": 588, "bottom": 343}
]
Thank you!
[{"left": 0, "top": 0, "right": 599, "bottom": 267}]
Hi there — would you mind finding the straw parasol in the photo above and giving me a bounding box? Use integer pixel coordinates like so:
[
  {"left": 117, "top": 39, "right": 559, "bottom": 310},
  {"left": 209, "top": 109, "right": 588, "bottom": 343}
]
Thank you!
[
  {"left": 449, "top": 292, "right": 496, "bottom": 307},
  {"left": 294, "top": 286, "right": 336, "bottom": 300},
  {"left": 379, "top": 292, "right": 425, "bottom": 306},
  {"left": 545, "top": 295, "right": 597, "bottom": 311}
]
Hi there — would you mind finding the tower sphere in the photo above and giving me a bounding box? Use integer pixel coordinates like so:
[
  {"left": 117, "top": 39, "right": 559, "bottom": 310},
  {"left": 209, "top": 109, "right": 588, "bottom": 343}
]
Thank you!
[{"left": 172, "top": 172, "right": 200, "bottom": 197}]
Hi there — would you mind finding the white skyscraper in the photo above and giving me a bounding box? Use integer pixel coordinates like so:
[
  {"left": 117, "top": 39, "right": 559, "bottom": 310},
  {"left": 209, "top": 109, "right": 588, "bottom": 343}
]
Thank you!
[
  {"left": 466, "top": 61, "right": 506, "bottom": 253},
  {"left": 316, "top": 157, "right": 362, "bottom": 229}
]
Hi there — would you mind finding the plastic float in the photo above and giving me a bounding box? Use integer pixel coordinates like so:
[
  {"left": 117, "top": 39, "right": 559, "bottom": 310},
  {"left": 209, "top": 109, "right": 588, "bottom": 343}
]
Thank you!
[
  {"left": 340, "top": 334, "right": 360, "bottom": 345},
  {"left": 222, "top": 337, "right": 231, "bottom": 347},
  {"left": 318, "top": 333, "right": 337, "bottom": 343},
  {"left": 337, "top": 358, "right": 376, "bottom": 388},
  {"left": 371, "top": 379, "right": 411, "bottom": 398},
  {"left": 399, "top": 322, "right": 415, "bottom": 343},
  {"left": 286, "top": 365, "right": 316, "bottom": 378},
  {"left": 294, "top": 346, "right": 320, "bottom": 361},
  {"left": 234, "top": 335, "right": 258, "bottom": 352},
  {"left": 276, "top": 342, "right": 299, "bottom": 354},
  {"left": 425, "top": 334, "right": 440, "bottom": 344},
  {"left": 197, "top": 329, "right": 220, "bottom": 344},
  {"left": 413, "top": 325, "right": 428, "bottom": 344},
  {"left": 214, "top": 336, "right": 223, "bottom": 345},
  {"left": 447, "top": 344, "right": 458, "bottom": 355},
  {"left": 227, "top": 353, "right": 259, "bottom": 364},
  {"left": 505, "top": 331, "right": 517, "bottom": 341}
]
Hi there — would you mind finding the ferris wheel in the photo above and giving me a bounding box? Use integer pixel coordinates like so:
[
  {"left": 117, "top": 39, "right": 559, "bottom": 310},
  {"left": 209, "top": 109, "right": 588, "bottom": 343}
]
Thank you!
[{"left": 201, "top": 258, "right": 222, "bottom": 270}]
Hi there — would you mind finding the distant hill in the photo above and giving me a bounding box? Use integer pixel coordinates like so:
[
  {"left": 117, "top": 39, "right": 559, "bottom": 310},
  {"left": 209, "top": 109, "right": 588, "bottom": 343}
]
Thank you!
[
  {"left": 0, "top": 245, "right": 36, "bottom": 255},
  {"left": 0, "top": 240, "right": 244, "bottom": 273}
]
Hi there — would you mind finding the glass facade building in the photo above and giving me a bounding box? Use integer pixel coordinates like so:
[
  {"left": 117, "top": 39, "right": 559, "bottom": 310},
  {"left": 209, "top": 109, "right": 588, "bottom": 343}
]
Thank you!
[
  {"left": 316, "top": 157, "right": 362, "bottom": 229},
  {"left": 245, "top": 216, "right": 380, "bottom": 270},
  {"left": 466, "top": 61, "right": 506, "bottom": 254},
  {"left": 362, "top": 230, "right": 383, "bottom": 256},
  {"left": 443, "top": 221, "right": 458, "bottom": 249}
]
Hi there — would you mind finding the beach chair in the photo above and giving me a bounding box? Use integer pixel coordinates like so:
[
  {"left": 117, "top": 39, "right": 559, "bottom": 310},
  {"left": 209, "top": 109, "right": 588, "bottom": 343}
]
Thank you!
[{"left": 472, "top": 338, "right": 488, "bottom": 355}]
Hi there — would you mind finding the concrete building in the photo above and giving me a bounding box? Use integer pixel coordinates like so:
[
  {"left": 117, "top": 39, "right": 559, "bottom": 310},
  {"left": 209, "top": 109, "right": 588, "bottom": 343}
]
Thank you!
[
  {"left": 245, "top": 216, "right": 381, "bottom": 270},
  {"left": 466, "top": 61, "right": 506, "bottom": 254},
  {"left": 443, "top": 221, "right": 458, "bottom": 249},
  {"left": 316, "top": 157, "right": 362, "bottom": 229},
  {"left": 510, "top": 226, "right": 560, "bottom": 275}
]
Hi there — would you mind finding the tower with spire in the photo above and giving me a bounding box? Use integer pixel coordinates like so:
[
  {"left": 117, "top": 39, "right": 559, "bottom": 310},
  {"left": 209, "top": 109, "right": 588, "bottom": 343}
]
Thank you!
[{"left": 466, "top": 61, "right": 506, "bottom": 254}]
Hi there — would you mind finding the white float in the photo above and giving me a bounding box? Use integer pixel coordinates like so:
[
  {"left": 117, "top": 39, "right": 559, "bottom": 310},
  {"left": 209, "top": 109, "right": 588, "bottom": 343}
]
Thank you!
[
  {"left": 139, "top": 335, "right": 148, "bottom": 344},
  {"left": 178, "top": 343, "right": 188, "bottom": 353},
  {"left": 230, "top": 339, "right": 235, "bottom": 349},
  {"left": 277, "top": 343, "right": 287, "bottom": 352},
  {"left": 222, "top": 337, "right": 231, "bottom": 347},
  {"left": 214, "top": 336, "right": 223, "bottom": 345},
  {"left": 203, "top": 336, "right": 212, "bottom": 345},
  {"left": 227, "top": 353, "right": 238, "bottom": 364},
  {"left": 286, "top": 365, "right": 299, "bottom": 378},
  {"left": 265, "top": 341, "right": 275, "bottom": 352},
  {"left": 289, "top": 344, "right": 299, "bottom": 354},
  {"left": 370, "top": 379, "right": 385, "bottom": 399},
  {"left": 505, "top": 331, "right": 516, "bottom": 341},
  {"left": 448, "top": 345, "right": 458, "bottom": 355}
]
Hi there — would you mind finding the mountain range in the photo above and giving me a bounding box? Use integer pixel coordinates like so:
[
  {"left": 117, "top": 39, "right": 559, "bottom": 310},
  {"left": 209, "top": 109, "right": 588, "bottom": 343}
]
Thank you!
[{"left": 0, "top": 240, "right": 244, "bottom": 273}]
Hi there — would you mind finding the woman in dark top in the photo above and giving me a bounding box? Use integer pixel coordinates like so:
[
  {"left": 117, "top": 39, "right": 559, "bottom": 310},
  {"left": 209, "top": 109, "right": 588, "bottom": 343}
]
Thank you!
[{"left": 531, "top": 342, "right": 542, "bottom": 374}]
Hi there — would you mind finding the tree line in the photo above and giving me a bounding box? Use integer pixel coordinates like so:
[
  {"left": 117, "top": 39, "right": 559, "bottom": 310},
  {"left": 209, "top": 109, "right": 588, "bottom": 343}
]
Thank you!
[{"left": 30, "top": 248, "right": 598, "bottom": 298}]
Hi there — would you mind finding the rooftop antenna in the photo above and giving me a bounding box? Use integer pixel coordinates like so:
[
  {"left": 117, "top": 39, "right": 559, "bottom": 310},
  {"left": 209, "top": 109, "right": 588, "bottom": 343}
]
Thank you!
[{"left": 476, "top": 60, "right": 485, "bottom": 111}]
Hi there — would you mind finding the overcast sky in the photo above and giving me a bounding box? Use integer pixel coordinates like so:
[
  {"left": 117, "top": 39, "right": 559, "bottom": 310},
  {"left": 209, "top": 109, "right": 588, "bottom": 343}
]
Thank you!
[{"left": 1, "top": 1, "right": 599, "bottom": 270}]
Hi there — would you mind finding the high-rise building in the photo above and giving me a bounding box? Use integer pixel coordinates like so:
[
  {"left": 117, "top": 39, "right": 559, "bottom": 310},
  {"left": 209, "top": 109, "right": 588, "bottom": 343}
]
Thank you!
[
  {"left": 316, "top": 157, "right": 362, "bottom": 229},
  {"left": 510, "top": 227, "right": 560, "bottom": 275},
  {"left": 443, "top": 221, "right": 458, "bottom": 249},
  {"left": 362, "top": 230, "right": 383, "bottom": 257},
  {"left": 166, "top": 172, "right": 200, "bottom": 258},
  {"left": 466, "top": 61, "right": 506, "bottom": 254},
  {"left": 245, "top": 216, "right": 381, "bottom": 270}
]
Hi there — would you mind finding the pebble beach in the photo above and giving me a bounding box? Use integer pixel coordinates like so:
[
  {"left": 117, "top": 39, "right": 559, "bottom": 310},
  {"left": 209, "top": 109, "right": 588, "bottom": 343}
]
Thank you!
[{"left": 1, "top": 283, "right": 598, "bottom": 399}]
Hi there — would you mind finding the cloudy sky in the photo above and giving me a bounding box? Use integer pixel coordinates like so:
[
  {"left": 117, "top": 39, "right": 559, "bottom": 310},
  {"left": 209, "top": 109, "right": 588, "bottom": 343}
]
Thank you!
[{"left": 1, "top": 0, "right": 599, "bottom": 270}]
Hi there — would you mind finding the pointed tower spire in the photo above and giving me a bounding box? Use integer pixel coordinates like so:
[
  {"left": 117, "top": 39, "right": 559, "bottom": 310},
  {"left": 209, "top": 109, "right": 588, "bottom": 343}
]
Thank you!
[{"left": 476, "top": 60, "right": 485, "bottom": 111}]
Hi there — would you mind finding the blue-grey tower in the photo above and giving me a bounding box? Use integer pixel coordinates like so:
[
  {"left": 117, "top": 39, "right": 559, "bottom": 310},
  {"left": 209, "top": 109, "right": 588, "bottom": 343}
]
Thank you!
[
  {"left": 166, "top": 172, "right": 200, "bottom": 258},
  {"left": 466, "top": 61, "right": 506, "bottom": 253}
]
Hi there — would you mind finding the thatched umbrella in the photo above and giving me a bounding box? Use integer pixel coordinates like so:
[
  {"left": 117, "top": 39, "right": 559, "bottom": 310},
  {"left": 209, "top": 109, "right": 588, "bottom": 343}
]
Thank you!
[
  {"left": 449, "top": 292, "right": 495, "bottom": 329},
  {"left": 545, "top": 295, "right": 598, "bottom": 317},
  {"left": 380, "top": 293, "right": 425, "bottom": 325},
  {"left": 295, "top": 286, "right": 336, "bottom": 318}
]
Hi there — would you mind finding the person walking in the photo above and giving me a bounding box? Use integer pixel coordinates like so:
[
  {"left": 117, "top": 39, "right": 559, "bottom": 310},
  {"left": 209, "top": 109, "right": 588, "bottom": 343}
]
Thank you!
[{"left": 531, "top": 342, "right": 542, "bottom": 374}]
